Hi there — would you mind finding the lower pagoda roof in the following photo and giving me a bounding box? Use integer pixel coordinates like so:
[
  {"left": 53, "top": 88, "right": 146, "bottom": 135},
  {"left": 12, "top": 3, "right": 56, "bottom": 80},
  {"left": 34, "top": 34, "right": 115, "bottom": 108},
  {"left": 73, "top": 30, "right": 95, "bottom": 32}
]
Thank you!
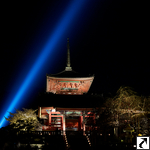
[
  {"left": 47, "top": 69, "right": 94, "bottom": 78},
  {"left": 34, "top": 93, "right": 104, "bottom": 109}
]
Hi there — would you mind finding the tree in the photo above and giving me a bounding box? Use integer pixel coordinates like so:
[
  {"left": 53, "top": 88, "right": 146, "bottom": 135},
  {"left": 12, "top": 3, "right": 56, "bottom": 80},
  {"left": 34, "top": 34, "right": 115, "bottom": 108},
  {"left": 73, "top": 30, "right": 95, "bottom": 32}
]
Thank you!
[
  {"left": 5, "top": 108, "right": 42, "bottom": 131},
  {"left": 104, "top": 86, "right": 142, "bottom": 122},
  {"left": 104, "top": 86, "right": 150, "bottom": 135}
]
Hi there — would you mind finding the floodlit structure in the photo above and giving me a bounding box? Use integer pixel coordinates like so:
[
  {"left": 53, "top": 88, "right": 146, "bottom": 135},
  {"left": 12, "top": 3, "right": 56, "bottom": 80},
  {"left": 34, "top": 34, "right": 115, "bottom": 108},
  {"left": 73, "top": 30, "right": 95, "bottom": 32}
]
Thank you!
[
  {"left": 38, "top": 39, "right": 96, "bottom": 131},
  {"left": 38, "top": 107, "right": 96, "bottom": 132}
]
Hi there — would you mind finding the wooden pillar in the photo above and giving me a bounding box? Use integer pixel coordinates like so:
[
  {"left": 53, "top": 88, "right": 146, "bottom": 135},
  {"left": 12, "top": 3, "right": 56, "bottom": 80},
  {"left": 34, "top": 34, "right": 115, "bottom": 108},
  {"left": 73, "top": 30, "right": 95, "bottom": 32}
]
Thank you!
[
  {"left": 114, "top": 127, "right": 118, "bottom": 137},
  {"left": 39, "top": 107, "right": 41, "bottom": 118},
  {"left": 80, "top": 116, "right": 83, "bottom": 129},
  {"left": 93, "top": 113, "right": 96, "bottom": 124},
  {"left": 49, "top": 112, "right": 51, "bottom": 127},
  {"left": 80, "top": 116, "right": 83, "bottom": 131},
  {"left": 63, "top": 112, "right": 66, "bottom": 132},
  {"left": 83, "top": 111, "right": 85, "bottom": 133},
  {"left": 38, "top": 106, "right": 41, "bottom": 118},
  {"left": 61, "top": 116, "right": 63, "bottom": 131},
  {"left": 114, "top": 113, "right": 118, "bottom": 138}
]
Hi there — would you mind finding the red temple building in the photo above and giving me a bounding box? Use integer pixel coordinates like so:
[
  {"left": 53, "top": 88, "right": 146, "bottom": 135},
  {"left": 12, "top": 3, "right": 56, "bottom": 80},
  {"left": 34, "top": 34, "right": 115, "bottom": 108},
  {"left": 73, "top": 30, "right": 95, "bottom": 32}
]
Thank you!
[
  {"left": 38, "top": 39, "right": 97, "bottom": 132},
  {"left": 38, "top": 106, "right": 96, "bottom": 132}
]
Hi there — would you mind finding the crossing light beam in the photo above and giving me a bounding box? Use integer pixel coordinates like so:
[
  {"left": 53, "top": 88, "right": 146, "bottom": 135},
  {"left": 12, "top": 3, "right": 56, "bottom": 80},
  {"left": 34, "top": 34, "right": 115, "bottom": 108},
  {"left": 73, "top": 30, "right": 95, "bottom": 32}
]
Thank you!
[{"left": 0, "top": 0, "right": 89, "bottom": 128}]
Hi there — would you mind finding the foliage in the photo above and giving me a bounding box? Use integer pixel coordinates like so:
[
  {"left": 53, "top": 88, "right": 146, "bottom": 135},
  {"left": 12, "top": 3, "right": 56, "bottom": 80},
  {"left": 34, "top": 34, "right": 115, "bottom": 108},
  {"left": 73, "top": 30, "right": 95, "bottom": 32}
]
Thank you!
[
  {"left": 5, "top": 108, "right": 42, "bottom": 131},
  {"left": 143, "top": 96, "right": 150, "bottom": 112},
  {"left": 104, "top": 86, "right": 150, "bottom": 120},
  {"left": 106, "top": 86, "right": 142, "bottom": 113},
  {"left": 96, "top": 107, "right": 114, "bottom": 127},
  {"left": 97, "top": 86, "right": 150, "bottom": 131}
]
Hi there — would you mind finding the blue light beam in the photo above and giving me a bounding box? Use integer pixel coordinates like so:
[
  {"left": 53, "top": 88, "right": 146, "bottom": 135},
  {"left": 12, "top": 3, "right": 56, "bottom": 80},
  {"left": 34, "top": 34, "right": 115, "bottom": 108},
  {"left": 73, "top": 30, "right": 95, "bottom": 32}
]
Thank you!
[{"left": 0, "top": 0, "right": 89, "bottom": 128}]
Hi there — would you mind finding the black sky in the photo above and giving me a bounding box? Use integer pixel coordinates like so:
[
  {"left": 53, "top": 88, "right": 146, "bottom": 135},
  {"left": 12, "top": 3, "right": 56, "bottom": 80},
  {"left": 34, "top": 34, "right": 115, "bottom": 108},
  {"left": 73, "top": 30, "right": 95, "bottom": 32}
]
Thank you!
[{"left": 1, "top": 0, "right": 149, "bottom": 108}]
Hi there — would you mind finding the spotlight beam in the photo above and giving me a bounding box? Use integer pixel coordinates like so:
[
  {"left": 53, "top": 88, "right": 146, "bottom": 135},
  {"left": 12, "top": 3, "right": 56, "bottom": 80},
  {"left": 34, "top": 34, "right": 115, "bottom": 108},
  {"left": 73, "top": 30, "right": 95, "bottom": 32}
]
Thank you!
[{"left": 0, "top": 0, "right": 89, "bottom": 128}]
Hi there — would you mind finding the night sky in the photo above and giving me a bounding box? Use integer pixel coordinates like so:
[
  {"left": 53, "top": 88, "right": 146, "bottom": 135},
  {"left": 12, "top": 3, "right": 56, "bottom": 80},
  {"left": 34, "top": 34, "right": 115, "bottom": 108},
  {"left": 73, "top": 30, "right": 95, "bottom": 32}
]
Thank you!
[{"left": 1, "top": 0, "right": 149, "bottom": 111}]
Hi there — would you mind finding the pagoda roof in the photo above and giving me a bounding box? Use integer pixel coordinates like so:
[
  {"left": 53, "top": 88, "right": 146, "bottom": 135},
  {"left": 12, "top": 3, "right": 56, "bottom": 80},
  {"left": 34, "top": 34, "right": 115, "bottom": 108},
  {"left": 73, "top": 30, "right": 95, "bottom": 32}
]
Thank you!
[
  {"left": 47, "top": 69, "right": 94, "bottom": 78},
  {"left": 34, "top": 93, "right": 104, "bottom": 109},
  {"left": 47, "top": 38, "right": 94, "bottom": 79}
]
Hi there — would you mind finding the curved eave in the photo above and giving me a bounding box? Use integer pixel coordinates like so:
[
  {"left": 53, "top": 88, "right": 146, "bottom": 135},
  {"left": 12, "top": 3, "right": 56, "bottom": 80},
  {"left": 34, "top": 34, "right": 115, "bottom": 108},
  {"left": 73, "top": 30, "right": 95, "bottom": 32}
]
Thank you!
[
  {"left": 46, "top": 69, "right": 94, "bottom": 79},
  {"left": 47, "top": 76, "right": 94, "bottom": 81}
]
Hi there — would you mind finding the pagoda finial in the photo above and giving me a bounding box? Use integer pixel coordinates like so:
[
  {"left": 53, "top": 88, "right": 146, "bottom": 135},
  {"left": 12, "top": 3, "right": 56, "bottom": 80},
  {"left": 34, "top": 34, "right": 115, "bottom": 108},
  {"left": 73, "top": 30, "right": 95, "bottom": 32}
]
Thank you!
[{"left": 65, "top": 38, "right": 72, "bottom": 71}]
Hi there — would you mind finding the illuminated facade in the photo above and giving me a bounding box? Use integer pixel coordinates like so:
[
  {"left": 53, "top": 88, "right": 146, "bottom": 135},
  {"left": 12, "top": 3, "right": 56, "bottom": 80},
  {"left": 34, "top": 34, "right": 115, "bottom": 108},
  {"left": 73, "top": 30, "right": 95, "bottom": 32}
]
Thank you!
[
  {"left": 38, "top": 39, "right": 96, "bottom": 132},
  {"left": 38, "top": 107, "right": 96, "bottom": 132}
]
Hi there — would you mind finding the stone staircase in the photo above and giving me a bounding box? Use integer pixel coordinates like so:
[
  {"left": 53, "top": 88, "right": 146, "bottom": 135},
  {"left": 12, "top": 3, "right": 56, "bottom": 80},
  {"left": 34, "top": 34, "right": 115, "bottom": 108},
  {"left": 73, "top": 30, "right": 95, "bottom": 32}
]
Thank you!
[{"left": 66, "top": 131, "right": 91, "bottom": 150}]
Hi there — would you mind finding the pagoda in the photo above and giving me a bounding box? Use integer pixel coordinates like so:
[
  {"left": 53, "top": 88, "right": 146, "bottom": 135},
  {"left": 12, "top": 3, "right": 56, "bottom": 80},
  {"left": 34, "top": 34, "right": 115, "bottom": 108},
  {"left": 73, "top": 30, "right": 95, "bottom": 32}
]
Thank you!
[
  {"left": 46, "top": 38, "right": 94, "bottom": 95},
  {"left": 38, "top": 39, "right": 96, "bottom": 133}
]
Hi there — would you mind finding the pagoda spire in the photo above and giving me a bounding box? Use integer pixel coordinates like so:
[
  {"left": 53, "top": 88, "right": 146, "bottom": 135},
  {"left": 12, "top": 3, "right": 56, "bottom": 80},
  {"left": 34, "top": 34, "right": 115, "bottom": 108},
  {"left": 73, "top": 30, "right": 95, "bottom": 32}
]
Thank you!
[{"left": 65, "top": 38, "right": 72, "bottom": 71}]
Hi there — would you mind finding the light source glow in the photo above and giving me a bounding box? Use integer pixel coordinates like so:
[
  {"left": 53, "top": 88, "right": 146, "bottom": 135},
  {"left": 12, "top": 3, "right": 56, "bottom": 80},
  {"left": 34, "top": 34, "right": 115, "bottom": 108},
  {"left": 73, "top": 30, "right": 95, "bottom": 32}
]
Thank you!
[{"left": 0, "top": 0, "right": 89, "bottom": 128}]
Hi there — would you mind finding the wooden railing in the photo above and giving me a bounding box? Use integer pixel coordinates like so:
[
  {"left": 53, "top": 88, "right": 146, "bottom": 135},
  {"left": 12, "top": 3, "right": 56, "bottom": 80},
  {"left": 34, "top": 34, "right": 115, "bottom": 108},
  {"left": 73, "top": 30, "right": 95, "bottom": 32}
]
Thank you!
[{"left": 19, "top": 130, "right": 62, "bottom": 135}]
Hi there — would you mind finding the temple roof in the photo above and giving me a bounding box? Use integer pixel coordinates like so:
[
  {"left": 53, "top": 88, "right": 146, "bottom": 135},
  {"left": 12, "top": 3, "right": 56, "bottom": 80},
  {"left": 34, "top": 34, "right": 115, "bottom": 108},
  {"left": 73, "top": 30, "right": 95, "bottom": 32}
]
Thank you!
[
  {"left": 47, "top": 70, "right": 94, "bottom": 78},
  {"left": 34, "top": 93, "right": 104, "bottom": 109}
]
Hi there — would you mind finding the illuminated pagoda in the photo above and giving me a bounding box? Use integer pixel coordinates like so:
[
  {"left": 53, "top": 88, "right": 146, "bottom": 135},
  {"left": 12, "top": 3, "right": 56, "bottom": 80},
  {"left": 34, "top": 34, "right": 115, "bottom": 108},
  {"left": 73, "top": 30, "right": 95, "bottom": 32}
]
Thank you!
[
  {"left": 46, "top": 38, "right": 94, "bottom": 95},
  {"left": 38, "top": 39, "right": 97, "bottom": 132}
]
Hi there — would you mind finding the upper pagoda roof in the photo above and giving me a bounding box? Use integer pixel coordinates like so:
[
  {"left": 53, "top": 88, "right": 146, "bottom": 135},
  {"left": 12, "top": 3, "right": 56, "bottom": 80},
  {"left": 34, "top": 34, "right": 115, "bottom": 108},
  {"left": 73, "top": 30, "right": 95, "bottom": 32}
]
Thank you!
[{"left": 47, "top": 38, "right": 94, "bottom": 79}]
